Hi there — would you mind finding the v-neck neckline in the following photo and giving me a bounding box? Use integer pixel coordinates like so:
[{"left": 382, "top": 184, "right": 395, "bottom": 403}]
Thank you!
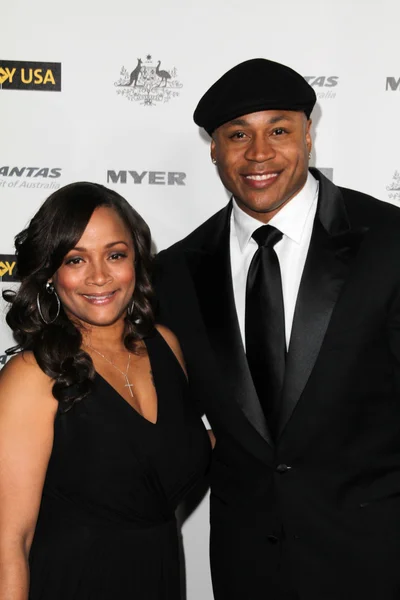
[{"left": 95, "top": 336, "right": 159, "bottom": 426}]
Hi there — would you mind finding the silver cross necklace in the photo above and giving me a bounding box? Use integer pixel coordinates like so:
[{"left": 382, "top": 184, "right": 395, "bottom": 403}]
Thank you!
[{"left": 85, "top": 345, "right": 134, "bottom": 398}]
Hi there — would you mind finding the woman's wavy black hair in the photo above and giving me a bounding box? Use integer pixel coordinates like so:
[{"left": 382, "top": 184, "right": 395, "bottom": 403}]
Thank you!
[{"left": 3, "top": 182, "right": 155, "bottom": 411}]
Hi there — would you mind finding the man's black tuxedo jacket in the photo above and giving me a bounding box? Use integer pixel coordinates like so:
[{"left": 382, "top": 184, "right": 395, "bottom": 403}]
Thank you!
[{"left": 154, "top": 169, "right": 400, "bottom": 599}]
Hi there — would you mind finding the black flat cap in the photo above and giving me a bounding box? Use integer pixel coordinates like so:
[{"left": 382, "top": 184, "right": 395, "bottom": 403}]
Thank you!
[{"left": 194, "top": 58, "right": 316, "bottom": 135}]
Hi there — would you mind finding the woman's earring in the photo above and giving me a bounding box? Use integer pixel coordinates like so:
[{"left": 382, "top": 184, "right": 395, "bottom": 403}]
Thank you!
[
  {"left": 127, "top": 299, "right": 135, "bottom": 316},
  {"left": 212, "top": 158, "right": 217, "bottom": 165},
  {"left": 37, "top": 282, "right": 60, "bottom": 325}
]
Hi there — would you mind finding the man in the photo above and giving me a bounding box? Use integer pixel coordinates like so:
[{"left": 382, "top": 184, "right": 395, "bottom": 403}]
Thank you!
[{"left": 154, "top": 58, "right": 400, "bottom": 599}]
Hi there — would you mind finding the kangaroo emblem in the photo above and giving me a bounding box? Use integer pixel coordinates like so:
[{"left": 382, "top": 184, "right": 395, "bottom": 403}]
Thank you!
[{"left": 122, "top": 58, "right": 142, "bottom": 87}]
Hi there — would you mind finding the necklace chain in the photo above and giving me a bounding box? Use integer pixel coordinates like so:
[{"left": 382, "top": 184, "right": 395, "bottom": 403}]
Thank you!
[{"left": 85, "top": 344, "right": 134, "bottom": 398}]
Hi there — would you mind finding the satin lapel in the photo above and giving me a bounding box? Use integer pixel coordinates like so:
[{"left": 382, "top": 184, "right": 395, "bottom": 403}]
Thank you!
[
  {"left": 185, "top": 204, "right": 273, "bottom": 446},
  {"left": 277, "top": 170, "right": 368, "bottom": 439}
]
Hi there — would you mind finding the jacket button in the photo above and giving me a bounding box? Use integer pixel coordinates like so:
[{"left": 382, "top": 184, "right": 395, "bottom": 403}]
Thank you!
[{"left": 276, "top": 464, "right": 292, "bottom": 473}]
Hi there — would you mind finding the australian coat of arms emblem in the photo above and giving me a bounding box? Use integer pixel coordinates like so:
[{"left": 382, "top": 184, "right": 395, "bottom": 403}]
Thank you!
[
  {"left": 115, "top": 55, "right": 182, "bottom": 106},
  {"left": 387, "top": 170, "right": 400, "bottom": 202}
]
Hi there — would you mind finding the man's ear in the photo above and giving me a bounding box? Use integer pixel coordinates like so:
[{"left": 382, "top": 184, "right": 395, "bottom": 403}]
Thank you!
[
  {"left": 305, "top": 118, "right": 312, "bottom": 155},
  {"left": 211, "top": 138, "right": 216, "bottom": 163}
]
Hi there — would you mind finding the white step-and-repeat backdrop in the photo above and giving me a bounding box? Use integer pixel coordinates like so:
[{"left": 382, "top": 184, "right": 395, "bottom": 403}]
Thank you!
[{"left": 2, "top": 0, "right": 400, "bottom": 597}]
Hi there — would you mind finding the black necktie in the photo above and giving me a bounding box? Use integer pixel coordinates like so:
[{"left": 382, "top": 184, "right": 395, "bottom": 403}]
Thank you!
[{"left": 245, "top": 225, "right": 286, "bottom": 438}]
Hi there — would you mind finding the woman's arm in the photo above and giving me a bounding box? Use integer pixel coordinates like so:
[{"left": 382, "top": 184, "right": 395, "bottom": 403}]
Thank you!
[
  {"left": 155, "top": 324, "right": 188, "bottom": 377},
  {"left": 0, "top": 353, "right": 57, "bottom": 600},
  {"left": 155, "top": 324, "right": 216, "bottom": 448}
]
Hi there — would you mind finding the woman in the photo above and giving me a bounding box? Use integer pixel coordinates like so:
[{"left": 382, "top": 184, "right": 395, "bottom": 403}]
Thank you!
[{"left": 0, "top": 182, "right": 211, "bottom": 599}]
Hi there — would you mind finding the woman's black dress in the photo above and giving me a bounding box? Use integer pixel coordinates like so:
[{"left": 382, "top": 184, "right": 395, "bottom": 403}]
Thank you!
[{"left": 28, "top": 330, "right": 211, "bottom": 599}]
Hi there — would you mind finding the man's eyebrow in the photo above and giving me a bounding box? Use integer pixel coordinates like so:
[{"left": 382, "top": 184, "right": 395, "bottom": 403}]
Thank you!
[
  {"left": 267, "top": 114, "right": 294, "bottom": 124},
  {"left": 225, "top": 118, "right": 250, "bottom": 127},
  {"left": 224, "top": 114, "right": 293, "bottom": 127}
]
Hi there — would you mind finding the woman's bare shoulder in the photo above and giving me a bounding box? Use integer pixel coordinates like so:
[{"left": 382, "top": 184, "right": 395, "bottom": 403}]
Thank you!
[
  {"left": 155, "top": 324, "right": 187, "bottom": 376},
  {"left": 1, "top": 351, "right": 47, "bottom": 379},
  {"left": 0, "top": 352, "right": 55, "bottom": 408},
  {"left": 155, "top": 324, "right": 180, "bottom": 348}
]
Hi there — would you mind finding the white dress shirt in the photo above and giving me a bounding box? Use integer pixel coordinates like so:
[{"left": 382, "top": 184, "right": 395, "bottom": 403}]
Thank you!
[
  {"left": 202, "top": 173, "right": 319, "bottom": 428},
  {"left": 230, "top": 172, "right": 319, "bottom": 349}
]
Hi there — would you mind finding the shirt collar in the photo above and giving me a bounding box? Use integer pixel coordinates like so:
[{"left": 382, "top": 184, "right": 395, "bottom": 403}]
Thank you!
[{"left": 232, "top": 171, "right": 319, "bottom": 252}]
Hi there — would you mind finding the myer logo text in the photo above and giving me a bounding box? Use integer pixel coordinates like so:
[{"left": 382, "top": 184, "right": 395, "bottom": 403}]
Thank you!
[
  {"left": 0, "top": 61, "right": 61, "bottom": 91},
  {"left": 386, "top": 77, "right": 400, "bottom": 91},
  {"left": 107, "top": 171, "right": 186, "bottom": 185}
]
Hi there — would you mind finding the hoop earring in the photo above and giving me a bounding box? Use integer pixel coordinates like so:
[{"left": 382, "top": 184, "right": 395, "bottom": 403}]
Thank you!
[
  {"left": 127, "top": 299, "right": 135, "bottom": 316},
  {"left": 36, "top": 282, "right": 61, "bottom": 325}
]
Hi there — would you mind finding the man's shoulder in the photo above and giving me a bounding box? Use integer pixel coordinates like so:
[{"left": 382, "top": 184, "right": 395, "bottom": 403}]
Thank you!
[
  {"left": 339, "top": 185, "right": 400, "bottom": 225},
  {"left": 158, "top": 204, "right": 230, "bottom": 260},
  {"left": 313, "top": 169, "right": 400, "bottom": 226}
]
